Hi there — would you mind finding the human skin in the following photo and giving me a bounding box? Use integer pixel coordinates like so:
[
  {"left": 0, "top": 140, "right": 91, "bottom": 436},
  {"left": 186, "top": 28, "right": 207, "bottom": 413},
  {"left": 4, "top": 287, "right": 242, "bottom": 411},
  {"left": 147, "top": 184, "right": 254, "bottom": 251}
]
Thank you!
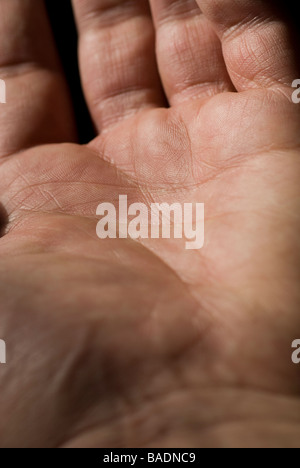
[{"left": 0, "top": 0, "right": 300, "bottom": 448}]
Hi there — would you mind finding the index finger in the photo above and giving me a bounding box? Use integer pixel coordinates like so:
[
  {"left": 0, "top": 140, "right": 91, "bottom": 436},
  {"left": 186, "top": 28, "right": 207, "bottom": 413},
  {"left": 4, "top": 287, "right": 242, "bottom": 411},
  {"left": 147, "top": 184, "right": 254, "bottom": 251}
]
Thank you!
[{"left": 0, "top": 0, "right": 76, "bottom": 159}]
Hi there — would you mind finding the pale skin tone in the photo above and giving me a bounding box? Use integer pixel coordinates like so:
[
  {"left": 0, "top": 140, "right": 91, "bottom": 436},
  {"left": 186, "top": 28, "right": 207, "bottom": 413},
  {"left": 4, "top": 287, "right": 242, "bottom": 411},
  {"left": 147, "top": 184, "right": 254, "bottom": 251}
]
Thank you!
[{"left": 0, "top": 0, "right": 299, "bottom": 448}]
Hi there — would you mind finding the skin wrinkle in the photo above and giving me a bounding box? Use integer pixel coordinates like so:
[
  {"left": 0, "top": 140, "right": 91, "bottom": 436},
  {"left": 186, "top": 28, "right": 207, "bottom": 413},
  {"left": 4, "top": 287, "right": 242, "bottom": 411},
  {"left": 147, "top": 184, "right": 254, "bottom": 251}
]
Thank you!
[{"left": 2, "top": 209, "right": 195, "bottom": 300}]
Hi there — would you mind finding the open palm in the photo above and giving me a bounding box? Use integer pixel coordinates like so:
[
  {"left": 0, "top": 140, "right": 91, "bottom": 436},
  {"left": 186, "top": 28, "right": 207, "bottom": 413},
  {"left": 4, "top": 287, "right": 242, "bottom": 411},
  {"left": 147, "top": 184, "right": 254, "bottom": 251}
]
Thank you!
[{"left": 0, "top": 0, "right": 300, "bottom": 448}]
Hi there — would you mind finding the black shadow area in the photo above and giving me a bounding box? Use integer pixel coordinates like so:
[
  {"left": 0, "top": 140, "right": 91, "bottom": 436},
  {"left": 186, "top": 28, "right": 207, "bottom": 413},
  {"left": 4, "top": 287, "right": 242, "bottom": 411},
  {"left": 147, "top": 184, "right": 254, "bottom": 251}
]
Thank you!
[{"left": 45, "top": 0, "right": 96, "bottom": 144}]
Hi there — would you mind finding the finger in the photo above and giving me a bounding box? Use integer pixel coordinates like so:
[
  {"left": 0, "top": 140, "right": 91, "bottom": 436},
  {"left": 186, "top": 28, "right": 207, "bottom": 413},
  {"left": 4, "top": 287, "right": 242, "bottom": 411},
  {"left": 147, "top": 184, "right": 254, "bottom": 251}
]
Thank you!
[
  {"left": 0, "top": 0, "right": 76, "bottom": 159},
  {"left": 196, "top": 0, "right": 299, "bottom": 91},
  {"left": 72, "top": 0, "right": 166, "bottom": 133},
  {"left": 150, "top": 0, "right": 234, "bottom": 106}
]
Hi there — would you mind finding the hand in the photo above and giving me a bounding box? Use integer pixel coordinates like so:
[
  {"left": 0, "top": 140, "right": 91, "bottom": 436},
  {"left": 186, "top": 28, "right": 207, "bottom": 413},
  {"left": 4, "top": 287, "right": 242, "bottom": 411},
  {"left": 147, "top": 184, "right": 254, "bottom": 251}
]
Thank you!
[{"left": 0, "top": 0, "right": 300, "bottom": 448}]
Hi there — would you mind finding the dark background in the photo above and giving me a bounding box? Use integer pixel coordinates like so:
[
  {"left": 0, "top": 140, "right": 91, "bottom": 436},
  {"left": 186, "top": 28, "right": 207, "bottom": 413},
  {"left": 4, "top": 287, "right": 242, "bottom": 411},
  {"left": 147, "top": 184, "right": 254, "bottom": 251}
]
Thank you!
[{"left": 44, "top": 0, "right": 300, "bottom": 144}]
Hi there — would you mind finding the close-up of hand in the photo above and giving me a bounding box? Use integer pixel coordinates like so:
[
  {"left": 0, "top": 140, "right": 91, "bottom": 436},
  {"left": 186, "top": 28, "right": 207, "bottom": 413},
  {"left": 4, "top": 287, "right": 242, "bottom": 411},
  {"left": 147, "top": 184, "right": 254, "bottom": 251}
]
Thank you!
[{"left": 0, "top": 0, "right": 300, "bottom": 448}]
